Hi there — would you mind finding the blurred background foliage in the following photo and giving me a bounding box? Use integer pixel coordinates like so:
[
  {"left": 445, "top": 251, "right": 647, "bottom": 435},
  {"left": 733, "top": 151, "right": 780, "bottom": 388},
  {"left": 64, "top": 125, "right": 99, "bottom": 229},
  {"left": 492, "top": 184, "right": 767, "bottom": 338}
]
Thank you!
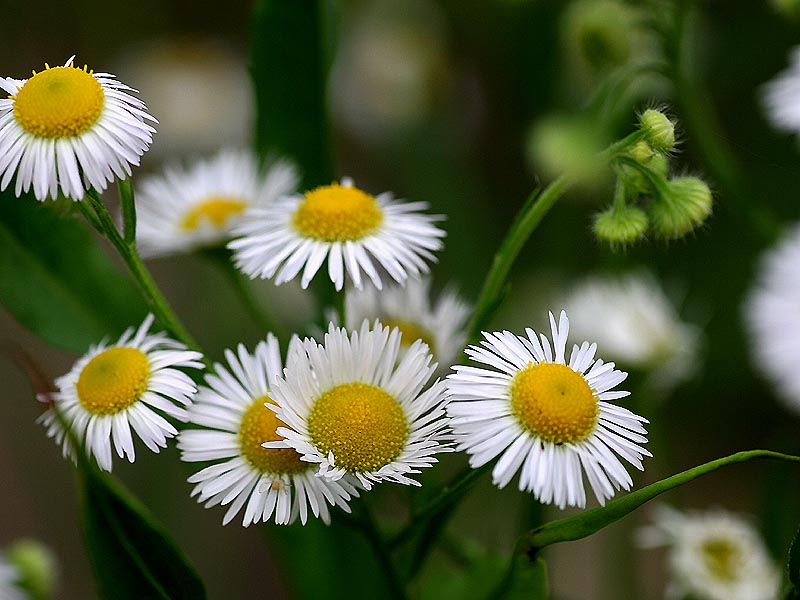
[{"left": 2, "top": 0, "right": 800, "bottom": 598}]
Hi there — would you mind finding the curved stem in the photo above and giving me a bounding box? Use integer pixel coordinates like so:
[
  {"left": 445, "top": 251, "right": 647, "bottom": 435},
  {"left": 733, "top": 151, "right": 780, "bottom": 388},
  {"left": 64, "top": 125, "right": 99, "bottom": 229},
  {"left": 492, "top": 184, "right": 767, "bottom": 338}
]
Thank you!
[{"left": 83, "top": 190, "right": 204, "bottom": 358}]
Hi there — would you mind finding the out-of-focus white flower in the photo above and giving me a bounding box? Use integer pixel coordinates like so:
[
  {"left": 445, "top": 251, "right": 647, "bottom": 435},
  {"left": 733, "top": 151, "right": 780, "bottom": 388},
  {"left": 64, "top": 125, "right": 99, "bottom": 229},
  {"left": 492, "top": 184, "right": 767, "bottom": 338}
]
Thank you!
[
  {"left": 0, "top": 553, "right": 25, "bottom": 600},
  {"left": 763, "top": 46, "right": 800, "bottom": 135},
  {"left": 637, "top": 505, "right": 780, "bottom": 600},
  {"left": 563, "top": 273, "right": 700, "bottom": 390}
]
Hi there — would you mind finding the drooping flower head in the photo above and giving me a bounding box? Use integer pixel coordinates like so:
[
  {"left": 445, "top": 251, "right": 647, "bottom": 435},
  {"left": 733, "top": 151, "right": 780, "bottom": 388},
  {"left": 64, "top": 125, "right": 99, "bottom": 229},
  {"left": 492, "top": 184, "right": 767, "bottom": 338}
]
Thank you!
[
  {"left": 39, "top": 315, "right": 203, "bottom": 471},
  {"left": 228, "top": 178, "right": 446, "bottom": 291},
  {"left": 178, "top": 337, "right": 357, "bottom": 526},
  {"left": 136, "top": 150, "right": 298, "bottom": 258},
  {"left": 0, "top": 56, "right": 156, "bottom": 201},
  {"left": 268, "top": 321, "right": 451, "bottom": 490},
  {"left": 447, "top": 311, "right": 650, "bottom": 508},
  {"left": 637, "top": 505, "right": 780, "bottom": 600},
  {"left": 343, "top": 277, "right": 469, "bottom": 373}
]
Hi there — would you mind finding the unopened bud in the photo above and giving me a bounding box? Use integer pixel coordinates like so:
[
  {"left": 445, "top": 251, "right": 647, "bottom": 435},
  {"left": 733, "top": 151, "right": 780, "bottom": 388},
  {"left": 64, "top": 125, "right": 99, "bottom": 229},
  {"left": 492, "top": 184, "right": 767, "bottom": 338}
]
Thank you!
[
  {"left": 563, "top": 0, "right": 640, "bottom": 72},
  {"left": 526, "top": 114, "right": 606, "bottom": 180},
  {"left": 622, "top": 143, "right": 669, "bottom": 194},
  {"left": 594, "top": 205, "right": 648, "bottom": 247},
  {"left": 7, "top": 539, "right": 58, "bottom": 600},
  {"left": 639, "top": 109, "right": 676, "bottom": 153},
  {"left": 649, "top": 176, "right": 712, "bottom": 239}
]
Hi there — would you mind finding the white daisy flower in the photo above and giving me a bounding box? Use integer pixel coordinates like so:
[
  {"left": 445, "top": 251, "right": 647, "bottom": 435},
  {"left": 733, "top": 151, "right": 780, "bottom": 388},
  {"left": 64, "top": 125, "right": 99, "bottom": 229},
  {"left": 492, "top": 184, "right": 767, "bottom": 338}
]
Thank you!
[
  {"left": 745, "top": 222, "right": 800, "bottom": 413},
  {"left": 563, "top": 272, "right": 700, "bottom": 390},
  {"left": 343, "top": 277, "right": 469, "bottom": 373},
  {"left": 0, "top": 554, "right": 24, "bottom": 600},
  {"left": 637, "top": 505, "right": 780, "bottom": 600},
  {"left": 268, "top": 321, "right": 451, "bottom": 490},
  {"left": 228, "top": 178, "right": 446, "bottom": 291},
  {"left": 0, "top": 56, "right": 156, "bottom": 201},
  {"left": 135, "top": 150, "right": 298, "bottom": 258},
  {"left": 39, "top": 314, "right": 203, "bottom": 471},
  {"left": 178, "top": 337, "right": 357, "bottom": 526},
  {"left": 763, "top": 46, "right": 800, "bottom": 135},
  {"left": 446, "top": 310, "right": 650, "bottom": 509}
]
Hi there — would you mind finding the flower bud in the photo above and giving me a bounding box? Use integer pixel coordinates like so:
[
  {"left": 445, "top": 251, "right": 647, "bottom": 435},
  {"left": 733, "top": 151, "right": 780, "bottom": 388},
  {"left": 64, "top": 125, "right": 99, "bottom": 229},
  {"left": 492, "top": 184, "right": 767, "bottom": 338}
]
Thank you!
[
  {"left": 7, "top": 539, "right": 58, "bottom": 600},
  {"left": 648, "top": 176, "right": 712, "bottom": 239},
  {"left": 594, "top": 205, "right": 648, "bottom": 247},
  {"left": 621, "top": 142, "right": 669, "bottom": 194},
  {"left": 639, "top": 109, "right": 676, "bottom": 153},
  {"left": 526, "top": 114, "right": 606, "bottom": 181},
  {"left": 562, "top": 0, "right": 640, "bottom": 73}
]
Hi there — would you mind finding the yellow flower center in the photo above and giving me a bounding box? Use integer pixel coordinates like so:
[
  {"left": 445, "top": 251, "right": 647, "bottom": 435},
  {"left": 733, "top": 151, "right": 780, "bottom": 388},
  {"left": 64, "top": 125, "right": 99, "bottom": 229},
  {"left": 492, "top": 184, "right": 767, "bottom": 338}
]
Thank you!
[
  {"left": 308, "top": 382, "right": 408, "bottom": 473},
  {"left": 13, "top": 65, "right": 104, "bottom": 139},
  {"left": 292, "top": 183, "right": 384, "bottom": 242},
  {"left": 180, "top": 197, "right": 248, "bottom": 231},
  {"left": 384, "top": 319, "right": 434, "bottom": 350},
  {"left": 510, "top": 362, "right": 598, "bottom": 444},
  {"left": 239, "top": 397, "right": 308, "bottom": 475},
  {"left": 76, "top": 347, "right": 150, "bottom": 415},
  {"left": 701, "top": 538, "right": 741, "bottom": 582}
]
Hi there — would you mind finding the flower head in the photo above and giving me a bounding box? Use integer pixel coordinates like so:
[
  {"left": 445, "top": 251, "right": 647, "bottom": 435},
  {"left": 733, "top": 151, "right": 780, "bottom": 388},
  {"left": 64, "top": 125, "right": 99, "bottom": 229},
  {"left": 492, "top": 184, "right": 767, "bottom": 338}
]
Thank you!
[
  {"left": 178, "top": 337, "right": 357, "bottom": 526},
  {"left": 268, "top": 321, "right": 451, "bottom": 490},
  {"left": 763, "top": 46, "right": 800, "bottom": 136},
  {"left": 39, "top": 315, "right": 203, "bottom": 471},
  {"left": 136, "top": 150, "right": 298, "bottom": 257},
  {"left": 343, "top": 278, "right": 469, "bottom": 373},
  {"left": 637, "top": 505, "right": 780, "bottom": 600},
  {"left": 228, "top": 178, "right": 445, "bottom": 291},
  {"left": 745, "top": 222, "right": 800, "bottom": 413},
  {"left": 0, "top": 56, "right": 156, "bottom": 201},
  {"left": 447, "top": 311, "right": 650, "bottom": 508}
]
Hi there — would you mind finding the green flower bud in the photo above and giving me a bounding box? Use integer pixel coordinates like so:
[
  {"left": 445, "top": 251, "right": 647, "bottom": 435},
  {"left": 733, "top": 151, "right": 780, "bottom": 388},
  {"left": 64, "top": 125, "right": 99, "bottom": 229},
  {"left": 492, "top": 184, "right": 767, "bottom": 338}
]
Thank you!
[
  {"left": 629, "top": 140, "right": 656, "bottom": 164},
  {"left": 621, "top": 143, "right": 669, "bottom": 194},
  {"left": 562, "top": 0, "right": 640, "bottom": 72},
  {"left": 7, "top": 539, "right": 58, "bottom": 600},
  {"left": 593, "top": 205, "right": 649, "bottom": 247},
  {"left": 526, "top": 114, "right": 606, "bottom": 181},
  {"left": 648, "top": 176, "right": 713, "bottom": 239},
  {"left": 639, "top": 109, "right": 676, "bottom": 153}
]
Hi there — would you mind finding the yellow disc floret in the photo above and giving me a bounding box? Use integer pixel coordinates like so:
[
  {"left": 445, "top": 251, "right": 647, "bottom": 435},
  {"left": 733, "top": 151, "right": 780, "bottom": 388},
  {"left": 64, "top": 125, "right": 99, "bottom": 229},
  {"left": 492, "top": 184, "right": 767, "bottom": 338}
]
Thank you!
[
  {"left": 511, "top": 362, "right": 598, "bottom": 444},
  {"left": 384, "top": 319, "right": 434, "bottom": 350},
  {"left": 239, "top": 397, "right": 308, "bottom": 475},
  {"left": 308, "top": 382, "right": 408, "bottom": 473},
  {"left": 181, "top": 197, "right": 248, "bottom": 231},
  {"left": 13, "top": 65, "right": 104, "bottom": 139},
  {"left": 76, "top": 347, "right": 150, "bottom": 415},
  {"left": 292, "top": 183, "right": 384, "bottom": 242},
  {"left": 701, "top": 538, "right": 741, "bottom": 581}
]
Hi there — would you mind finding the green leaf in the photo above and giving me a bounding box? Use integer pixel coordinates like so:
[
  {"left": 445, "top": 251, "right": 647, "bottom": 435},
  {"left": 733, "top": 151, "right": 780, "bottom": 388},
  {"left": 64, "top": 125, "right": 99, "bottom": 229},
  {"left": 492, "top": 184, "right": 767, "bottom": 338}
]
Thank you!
[
  {"left": 0, "top": 192, "right": 146, "bottom": 353},
  {"left": 786, "top": 525, "right": 800, "bottom": 600},
  {"left": 524, "top": 450, "right": 800, "bottom": 555},
  {"left": 81, "top": 469, "right": 206, "bottom": 600},
  {"left": 250, "top": 0, "right": 334, "bottom": 189}
]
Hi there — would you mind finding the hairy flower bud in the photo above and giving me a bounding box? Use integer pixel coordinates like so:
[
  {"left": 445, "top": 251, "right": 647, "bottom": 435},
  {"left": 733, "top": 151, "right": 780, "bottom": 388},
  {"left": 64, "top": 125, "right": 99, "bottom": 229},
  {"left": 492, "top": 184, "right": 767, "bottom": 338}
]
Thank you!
[
  {"left": 649, "top": 176, "right": 712, "bottom": 239},
  {"left": 639, "top": 109, "right": 676, "bottom": 153},
  {"left": 594, "top": 205, "right": 649, "bottom": 247}
]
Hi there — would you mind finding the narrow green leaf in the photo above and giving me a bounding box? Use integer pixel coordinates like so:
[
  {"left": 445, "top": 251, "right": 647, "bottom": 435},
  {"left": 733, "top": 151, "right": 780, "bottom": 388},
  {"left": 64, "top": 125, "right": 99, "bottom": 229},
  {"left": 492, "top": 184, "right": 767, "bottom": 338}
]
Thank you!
[
  {"left": 250, "top": 0, "right": 333, "bottom": 189},
  {"left": 524, "top": 450, "right": 800, "bottom": 555},
  {"left": 81, "top": 469, "right": 206, "bottom": 600},
  {"left": 0, "top": 192, "right": 146, "bottom": 352}
]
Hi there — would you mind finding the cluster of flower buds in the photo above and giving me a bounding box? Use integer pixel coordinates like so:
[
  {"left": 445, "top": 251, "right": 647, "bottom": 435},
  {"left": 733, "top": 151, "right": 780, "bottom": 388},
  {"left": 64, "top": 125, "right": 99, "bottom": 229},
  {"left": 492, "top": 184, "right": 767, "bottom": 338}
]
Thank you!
[{"left": 594, "top": 108, "right": 713, "bottom": 247}]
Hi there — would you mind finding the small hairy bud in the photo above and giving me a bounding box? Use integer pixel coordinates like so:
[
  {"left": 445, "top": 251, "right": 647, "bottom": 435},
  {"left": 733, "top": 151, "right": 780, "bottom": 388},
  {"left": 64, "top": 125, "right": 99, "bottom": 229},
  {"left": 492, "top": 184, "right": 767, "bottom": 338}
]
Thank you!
[
  {"left": 639, "top": 109, "right": 676, "bottom": 153},
  {"left": 649, "top": 176, "right": 713, "bottom": 239},
  {"left": 594, "top": 205, "right": 649, "bottom": 248}
]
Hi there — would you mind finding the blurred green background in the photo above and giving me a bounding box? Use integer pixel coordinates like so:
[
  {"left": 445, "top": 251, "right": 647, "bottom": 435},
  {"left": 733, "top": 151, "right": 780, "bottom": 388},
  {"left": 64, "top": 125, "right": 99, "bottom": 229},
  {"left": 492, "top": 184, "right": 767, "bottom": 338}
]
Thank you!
[{"left": 3, "top": 0, "right": 800, "bottom": 598}]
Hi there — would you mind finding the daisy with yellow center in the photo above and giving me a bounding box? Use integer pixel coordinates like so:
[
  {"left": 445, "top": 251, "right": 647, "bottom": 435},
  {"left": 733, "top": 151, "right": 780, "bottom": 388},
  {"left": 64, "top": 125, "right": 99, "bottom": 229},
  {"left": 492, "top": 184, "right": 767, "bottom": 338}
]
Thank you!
[
  {"left": 267, "top": 321, "right": 451, "bottom": 489},
  {"left": 228, "top": 178, "right": 446, "bottom": 291},
  {"left": 39, "top": 315, "right": 203, "bottom": 471},
  {"left": 178, "top": 337, "right": 357, "bottom": 526},
  {"left": 343, "top": 277, "right": 470, "bottom": 373},
  {"left": 446, "top": 310, "right": 650, "bottom": 508},
  {"left": 637, "top": 505, "right": 780, "bottom": 600},
  {"left": 136, "top": 150, "right": 298, "bottom": 257},
  {"left": 0, "top": 56, "right": 156, "bottom": 201}
]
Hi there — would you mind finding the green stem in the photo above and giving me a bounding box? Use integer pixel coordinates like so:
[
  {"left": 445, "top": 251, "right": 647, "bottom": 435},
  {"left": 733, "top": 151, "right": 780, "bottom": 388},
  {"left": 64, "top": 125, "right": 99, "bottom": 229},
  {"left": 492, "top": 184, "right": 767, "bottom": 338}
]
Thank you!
[
  {"left": 354, "top": 504, "right": 408, "bottom": 600},
  {"left": 118, "top": 178, "right": 137, "bottom": 245},
  {"left": 83, "top": 190, "right": 204, "bottom": 358},
  {"left": 523, "top": 450, "right": 800, "bottom": 557},
  {"left": 468, "top": 175, "right": 572, "bottom": 338}
]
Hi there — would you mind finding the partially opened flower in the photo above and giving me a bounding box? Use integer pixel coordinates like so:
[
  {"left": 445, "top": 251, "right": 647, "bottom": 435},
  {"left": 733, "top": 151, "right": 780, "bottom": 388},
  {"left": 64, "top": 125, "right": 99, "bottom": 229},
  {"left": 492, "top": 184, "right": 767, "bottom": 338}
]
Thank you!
[
  {"left": 0, "top": 56, "right": 156, "bottom": 201},
  {"left": 637, "top": 505, "right": 780, "bottom": 600},
  {"left": 39, "top": 315, "right": 203, "bottom": 471},
  {"left": 136, "top": 150, "right": 298, "bottom": 257},
  {"left": 178, "top": 337, "right": 357, "bottom": 526},
  {"left": 268, "top": 321, "right": 451, "bottom": 489},
  {"left": 228, "top": 178, "right": 445, "bottom": 291},
  {"left": 343, "top": 278, "right": 469, "bottom": 372},
  {"left": 447, "top": 311, "right": 650, "bottom": 508}
]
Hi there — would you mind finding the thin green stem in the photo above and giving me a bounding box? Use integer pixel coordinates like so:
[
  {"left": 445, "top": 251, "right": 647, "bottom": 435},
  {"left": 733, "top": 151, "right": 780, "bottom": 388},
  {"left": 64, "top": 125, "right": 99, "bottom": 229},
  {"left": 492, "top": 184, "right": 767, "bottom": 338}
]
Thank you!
[
  {"left": 118, "top": 178, "right": 137, "bottom": 245},
  {"left": 523, "top": 450, "right": 800, "bottom": 557},
  {"left": 354, "top": 504, "right": 408, "bottom": 600},
  {"left": 83, "top": 190, "right": 204, "bottom": 358},
  {"left": 76, "top": 198, "right": 105, "bottom": 234}
]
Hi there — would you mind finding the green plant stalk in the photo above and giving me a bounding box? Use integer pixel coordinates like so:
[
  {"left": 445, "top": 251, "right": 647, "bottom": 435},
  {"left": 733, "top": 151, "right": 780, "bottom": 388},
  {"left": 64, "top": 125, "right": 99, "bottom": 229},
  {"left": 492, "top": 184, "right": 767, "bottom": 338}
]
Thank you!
[
  {"left": 523, "top": 450, "right": 800, "bottom": 556},
  {"left": 353, "top": 504, "right": 408, "bottom": 600},
  {"left": 118, "top": 179, "right": 137, "bottom": 245},
  {"left": 83, "top": 189, "right": 204, "bottom": 358}
]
